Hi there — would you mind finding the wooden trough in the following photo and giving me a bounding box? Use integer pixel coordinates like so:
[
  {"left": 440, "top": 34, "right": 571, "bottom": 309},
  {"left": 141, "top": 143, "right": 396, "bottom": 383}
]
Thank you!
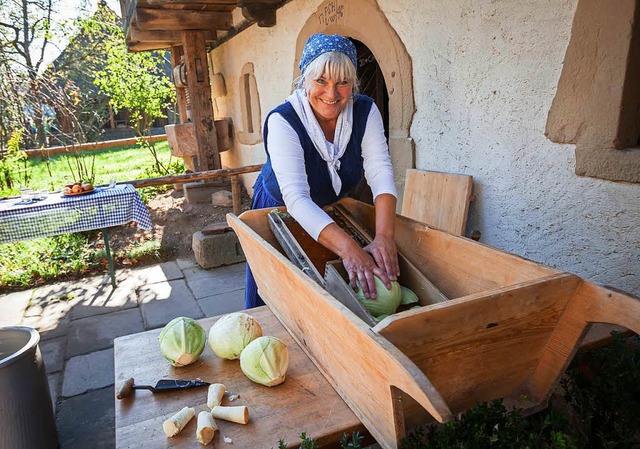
[{"left": 226, "top": 198, "right": 640, "bottom": 449}]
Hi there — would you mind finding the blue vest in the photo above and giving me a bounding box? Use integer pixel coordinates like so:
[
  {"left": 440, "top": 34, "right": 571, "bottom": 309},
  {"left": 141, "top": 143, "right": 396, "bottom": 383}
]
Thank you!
[{"left": 256, "top": 94, "right": 374, "bottom": 208}]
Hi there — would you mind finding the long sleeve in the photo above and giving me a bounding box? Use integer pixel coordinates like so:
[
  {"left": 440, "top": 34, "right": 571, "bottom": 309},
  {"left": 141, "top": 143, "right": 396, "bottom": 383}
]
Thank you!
[{"left": 361, "top": 103, "right": 397, "bottom": 199}]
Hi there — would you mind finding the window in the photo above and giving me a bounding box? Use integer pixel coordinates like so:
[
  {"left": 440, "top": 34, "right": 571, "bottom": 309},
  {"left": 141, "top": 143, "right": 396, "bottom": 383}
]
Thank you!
[
  {"left": 546, "top": 0, "right": 640, "bottom": 183},
  {"left": 237, "top": 62, "right": 262, "bottom": 145}
]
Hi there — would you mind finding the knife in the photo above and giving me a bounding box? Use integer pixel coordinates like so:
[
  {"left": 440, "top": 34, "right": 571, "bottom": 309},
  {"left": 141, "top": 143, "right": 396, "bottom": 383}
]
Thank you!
[{"left": 116, "top": 377, "right": 210, "bottom": 399}]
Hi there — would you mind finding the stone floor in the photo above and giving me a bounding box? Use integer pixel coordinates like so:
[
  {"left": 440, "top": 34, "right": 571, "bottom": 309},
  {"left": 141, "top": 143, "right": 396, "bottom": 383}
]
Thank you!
[{"left": 0, "top": 258, "right": 246, "bottom": 449}]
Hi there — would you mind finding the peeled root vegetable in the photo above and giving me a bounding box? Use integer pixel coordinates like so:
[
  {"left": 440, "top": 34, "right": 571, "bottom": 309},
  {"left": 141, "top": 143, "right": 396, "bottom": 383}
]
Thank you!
[
  {"left": 211, "top": 405, "right": 249, "bottom": 424},
  {"left": 163, "top": 406, "right": 195, "bottom": 437},
  {"left": 207, "top": 383, "right": 226, "bottom": 409},
  {"left": 196, "top": 411, "right": 218, "bottom": 445}
]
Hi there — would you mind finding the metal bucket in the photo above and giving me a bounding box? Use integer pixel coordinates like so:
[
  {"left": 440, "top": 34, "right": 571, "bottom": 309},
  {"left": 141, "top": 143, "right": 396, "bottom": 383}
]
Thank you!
[{"left": 0, "top": 326, "right": 58, "bottom": 449}]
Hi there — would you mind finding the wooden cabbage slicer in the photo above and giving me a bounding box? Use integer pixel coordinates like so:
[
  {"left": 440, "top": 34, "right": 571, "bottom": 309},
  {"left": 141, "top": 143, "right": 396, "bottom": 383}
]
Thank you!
[{"left": 228, "top": 199, "right": 640, "bottom": 449}]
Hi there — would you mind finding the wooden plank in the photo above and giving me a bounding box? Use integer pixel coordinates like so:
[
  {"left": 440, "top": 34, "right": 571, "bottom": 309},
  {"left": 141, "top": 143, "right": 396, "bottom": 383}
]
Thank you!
[
  {"left": 24, "top": 135, "right": 167, "bottom": 158},
  {"left": 145, "top": 0, "right": 236, "bottom": 5},
  {"left": 114, "top": 307, "right": 366, "bottom": 448},
  {"left": 525, "top": 281, "right": 640, "bottom": 402},
  {"left": 375, "top": 274, "right": 581, "bottom": 413},
  {"left": 136, "top": 8, "right": 233, "bottom": 31},
  {"left": 128, "top": 163, "right": 262, "bottom": 188},
  {"left": 182, "top": 30, "right": 220, "bottom": 170},
  {"left": 401, "top": 169, "right": 473, "bottom": 236},
  {"left": 340, "top": 198, "right": 558, "bottom": 299},
  {"left": 228, "top": 211, "right": 452, "bottom": 449}
]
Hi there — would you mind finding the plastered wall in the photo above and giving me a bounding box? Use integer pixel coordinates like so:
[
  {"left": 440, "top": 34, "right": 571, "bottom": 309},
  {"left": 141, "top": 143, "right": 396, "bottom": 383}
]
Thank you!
[{"left": 210, "top": 0, "right": 639, "bottom": 296}]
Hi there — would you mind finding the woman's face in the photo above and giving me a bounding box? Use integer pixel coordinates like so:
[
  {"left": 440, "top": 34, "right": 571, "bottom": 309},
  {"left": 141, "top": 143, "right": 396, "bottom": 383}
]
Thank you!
[{"left": 307, "top": 76, "right": 352, "bottom": 124}]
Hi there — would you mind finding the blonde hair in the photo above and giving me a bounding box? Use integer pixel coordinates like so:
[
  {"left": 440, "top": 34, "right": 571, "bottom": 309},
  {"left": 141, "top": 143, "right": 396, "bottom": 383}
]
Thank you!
[{"left": 295, "top": 51, "right": 360, "bottom": 94}]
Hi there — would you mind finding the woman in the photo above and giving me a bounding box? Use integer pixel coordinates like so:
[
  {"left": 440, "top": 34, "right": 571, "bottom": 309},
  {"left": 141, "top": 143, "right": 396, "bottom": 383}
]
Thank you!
[{"left": 245, "top": 33, "right": 399, "bottom": 309}]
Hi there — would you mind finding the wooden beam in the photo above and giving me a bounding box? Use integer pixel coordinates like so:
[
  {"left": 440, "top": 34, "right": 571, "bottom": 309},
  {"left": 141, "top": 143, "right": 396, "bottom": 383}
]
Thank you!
[
  {"left": 130, "top": 27, "right": 216, "bottom": 43},
  {"left": 170, "top": 46, "right": 188, "bottom": 123},
  {"left": 135, "top": 8, "right": 233, "bottom": 31},
  {"left": 128, "top": 164, "right": 263, "bottom": 188},
  {"left": 127, "top": 41, "right": 172, "bottom": 52},
  {"left": 182, "top": 30, "right": 220, "bottom": 170},
  {"left": 146, "top": 0, "right": 236, "bottom": 5}
]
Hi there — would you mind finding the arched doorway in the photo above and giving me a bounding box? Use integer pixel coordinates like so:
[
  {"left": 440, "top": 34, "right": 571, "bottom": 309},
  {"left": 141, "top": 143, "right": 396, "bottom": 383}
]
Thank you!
[{"left": 294, "top": 0, "right": 415, "bottom": 207}]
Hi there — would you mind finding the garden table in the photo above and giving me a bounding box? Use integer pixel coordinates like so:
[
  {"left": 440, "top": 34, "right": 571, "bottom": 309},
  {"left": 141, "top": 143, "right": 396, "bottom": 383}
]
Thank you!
[
  {"left": 113, "top": 306, "right": 367, "bottom": 448},
  {"left": 0, "top": 183, "right": 151, "bottom": 287}
]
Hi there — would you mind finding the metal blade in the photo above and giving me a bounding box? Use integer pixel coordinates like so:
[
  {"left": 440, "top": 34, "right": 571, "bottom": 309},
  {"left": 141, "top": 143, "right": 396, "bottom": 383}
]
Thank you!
[{"left": 152, "top": 379, "right": 210, "bottom": 391}]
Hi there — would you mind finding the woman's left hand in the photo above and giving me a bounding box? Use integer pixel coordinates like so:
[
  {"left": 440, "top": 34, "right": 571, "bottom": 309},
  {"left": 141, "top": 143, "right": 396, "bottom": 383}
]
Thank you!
[{"left": 364, "top": 234, "right": 399, "bottom": 282}]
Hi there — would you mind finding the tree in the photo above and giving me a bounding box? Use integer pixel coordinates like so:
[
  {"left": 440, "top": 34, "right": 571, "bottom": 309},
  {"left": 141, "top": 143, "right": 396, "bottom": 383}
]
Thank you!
[{"left": 94, "top": 29, "right": 175, "bottom": 173}]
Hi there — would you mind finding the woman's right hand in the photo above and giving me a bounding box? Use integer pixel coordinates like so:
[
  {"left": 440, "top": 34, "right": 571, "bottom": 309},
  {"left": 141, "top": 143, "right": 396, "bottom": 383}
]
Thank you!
[
  {"left": 318, "top": 222, "right": 391, "bottom": 299},
  {"left": 341, "top": 243, "right": 391, "bottom": 299}
]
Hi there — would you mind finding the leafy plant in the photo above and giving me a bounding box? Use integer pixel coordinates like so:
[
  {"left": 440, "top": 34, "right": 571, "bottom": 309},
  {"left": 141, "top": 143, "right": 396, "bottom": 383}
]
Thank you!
[
  {"left": 561, "top": 332, "right": 640, "bottom": 448},
  {"left": 0, "top": 129, "right": 30, "bottom": 190},
  {"left": 340, "top": 431, "right": 364, "bottom": 448},
  {"left": 400, "top": 399, "right": 577, "bottom": 449}
]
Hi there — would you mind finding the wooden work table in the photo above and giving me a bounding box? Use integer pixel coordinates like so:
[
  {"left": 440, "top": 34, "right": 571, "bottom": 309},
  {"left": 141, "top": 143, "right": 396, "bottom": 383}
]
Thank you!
[{"left": 114, "top": 306, "right": 366, "bottom": 448}]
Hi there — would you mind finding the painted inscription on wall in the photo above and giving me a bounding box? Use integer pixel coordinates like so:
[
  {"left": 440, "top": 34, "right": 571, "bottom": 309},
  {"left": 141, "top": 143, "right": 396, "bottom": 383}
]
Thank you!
[{"left": 317, "top": 0, "right": 345, "bottom": 27}]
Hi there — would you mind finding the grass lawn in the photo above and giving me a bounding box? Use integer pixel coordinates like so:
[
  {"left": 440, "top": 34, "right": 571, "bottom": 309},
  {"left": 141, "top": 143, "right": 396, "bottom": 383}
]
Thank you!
[
  {"left": 2, "top": 140, "right": 178, "bottom": 196},
  {"left": 0, "top": 140, "right": 179, "bottom": 290}
]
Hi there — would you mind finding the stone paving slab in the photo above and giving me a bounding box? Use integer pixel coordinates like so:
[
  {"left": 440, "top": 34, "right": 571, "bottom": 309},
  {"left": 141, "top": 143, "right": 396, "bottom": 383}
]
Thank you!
[
  {"left": 25, "top": 280, "right": 95, "bottom": 317},
  {"left": 198, "top": 288, "right": 246, "bottom": 317},
  {"left": 62, "top": 348, "right": 114, "bottom": 398},
  {"left": 67, "top": 308, "right": 143, "bottom": 357},
  {"left": 71, "top": 276, "right": 139, "bottom": 321},
  {"left": 176, "top": 257, "right": 199, "bottom": 270},
  {"left": 0, "top": 288, "right": 31, "bottom": 326},
  {"left": 23, "top": 313, "right": 70, "bottom": 341},
  {"left": 129, "top": 261, "right": 183, "bottom": 285},
  {"left": 41, "top": 336, "right": 66, "bottom": 373},
  {"left": 184, "top": 262, "right": 246, "bottom": 299},
  {"left": 56, "top": 387, "right": 115, "bottom": 449},
  {"left": 138, "top": 279, "right": 204, "bottom": 329}
]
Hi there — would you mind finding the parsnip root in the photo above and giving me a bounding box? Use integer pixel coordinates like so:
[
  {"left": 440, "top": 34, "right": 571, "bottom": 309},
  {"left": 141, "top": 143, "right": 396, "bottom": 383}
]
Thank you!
[
  {"left": 207, "top": 383, "right": 226, "bottom": 409},
  {"left": 211, "top": 405, "right": 249, "bottom": 424},
  {"left": 163, "top": 406, "right": 195, "bottom": 437},
  {"left": 196, "top": 411, "right": 218, "bottom": 445}
]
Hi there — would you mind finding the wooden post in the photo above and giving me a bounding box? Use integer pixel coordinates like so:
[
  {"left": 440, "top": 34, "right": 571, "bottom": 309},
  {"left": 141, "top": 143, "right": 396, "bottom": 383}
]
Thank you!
[
  {"left": 170, "top": 46, "right": 188, "bottom": 123},
  {"left": 231, "top": 175, "right": 242, "bottom": 216},
  {"left": 182, "top": 31, "right": 220, "bottom": 171}
]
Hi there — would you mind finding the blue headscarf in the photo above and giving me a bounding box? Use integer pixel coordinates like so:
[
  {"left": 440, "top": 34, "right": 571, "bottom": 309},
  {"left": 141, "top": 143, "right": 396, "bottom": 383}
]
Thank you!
[{"left": 298, "top": 33, "right": 357, "bottom": 74}]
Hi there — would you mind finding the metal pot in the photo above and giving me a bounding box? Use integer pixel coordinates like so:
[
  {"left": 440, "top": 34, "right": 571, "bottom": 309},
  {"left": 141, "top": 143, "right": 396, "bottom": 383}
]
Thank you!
[{"left": 0, "top": 326, "right": 58, "bottom": 449}]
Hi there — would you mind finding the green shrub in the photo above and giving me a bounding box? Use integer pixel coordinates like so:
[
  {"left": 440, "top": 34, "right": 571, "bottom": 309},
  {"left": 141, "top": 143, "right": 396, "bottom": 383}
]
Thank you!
[{"left": 561, "top": 332, "right": 640, "bottom": 448}]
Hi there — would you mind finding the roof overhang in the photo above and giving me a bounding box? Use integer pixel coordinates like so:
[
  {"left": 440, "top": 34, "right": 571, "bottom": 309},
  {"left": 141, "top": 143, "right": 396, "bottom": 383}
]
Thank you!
[{"left": 120, "top": 0, "right": 284, "bottom": 51}]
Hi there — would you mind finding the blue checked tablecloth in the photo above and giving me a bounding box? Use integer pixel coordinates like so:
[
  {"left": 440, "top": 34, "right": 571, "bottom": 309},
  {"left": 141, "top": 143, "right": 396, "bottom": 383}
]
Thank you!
[{"left": 0, "top": 184, "right": 152, "bottom": 244}]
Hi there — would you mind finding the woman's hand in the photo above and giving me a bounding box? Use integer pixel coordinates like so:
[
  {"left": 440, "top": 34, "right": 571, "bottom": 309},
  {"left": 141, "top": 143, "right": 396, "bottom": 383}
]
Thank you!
[
  {"left": 341, "top": 244, "right": 390, "bottom": 299},
  {"left": 364, "top": 234, "right": 399, "bottom": 282},
  {"left": 318, "top": 223, "right": 390, "bottom": 299}
]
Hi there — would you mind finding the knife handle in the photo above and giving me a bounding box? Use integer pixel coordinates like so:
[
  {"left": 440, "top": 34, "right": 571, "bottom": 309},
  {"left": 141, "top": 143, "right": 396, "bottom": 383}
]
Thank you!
[{"left": 116, "top": 378, "right": 135, "bottom": 400}]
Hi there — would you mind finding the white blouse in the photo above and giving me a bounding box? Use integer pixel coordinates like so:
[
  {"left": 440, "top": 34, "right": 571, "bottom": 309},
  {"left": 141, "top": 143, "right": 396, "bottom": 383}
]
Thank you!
[{"left": 266, "top": 101, "right": 397, "bottom": 241}]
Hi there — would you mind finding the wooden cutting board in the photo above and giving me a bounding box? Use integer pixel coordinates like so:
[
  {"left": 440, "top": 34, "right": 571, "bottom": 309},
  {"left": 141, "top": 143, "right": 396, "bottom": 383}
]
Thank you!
[{"left": 114, "top": 306, "right": 365, "bottom": 448}]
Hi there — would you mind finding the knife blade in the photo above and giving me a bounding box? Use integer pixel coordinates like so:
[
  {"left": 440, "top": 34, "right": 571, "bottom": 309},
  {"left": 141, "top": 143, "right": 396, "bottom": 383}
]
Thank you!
[{"left": 116, "top": 377, "right": 210, "bottom": 399}]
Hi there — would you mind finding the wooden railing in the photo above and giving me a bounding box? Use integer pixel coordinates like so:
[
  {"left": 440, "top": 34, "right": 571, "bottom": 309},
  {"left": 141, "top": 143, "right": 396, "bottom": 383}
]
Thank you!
[{"left": 25, "top": 134, "right": 167, "bottom": 158}]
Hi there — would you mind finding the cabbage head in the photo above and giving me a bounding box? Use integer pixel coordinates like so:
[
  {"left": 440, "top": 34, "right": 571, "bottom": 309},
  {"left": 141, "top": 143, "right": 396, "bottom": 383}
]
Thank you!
[
  {"left": 354, "top": 276, "right": 402, "bottom": 318},
  {"left": 240, "top": 336, "right": 289, "bottom": 387},
  {"left": 158, "top": 317, "right": 206, "bottom": 367},
  {"left": 208, "top": 312, "right": 262, "bottom": 360}
]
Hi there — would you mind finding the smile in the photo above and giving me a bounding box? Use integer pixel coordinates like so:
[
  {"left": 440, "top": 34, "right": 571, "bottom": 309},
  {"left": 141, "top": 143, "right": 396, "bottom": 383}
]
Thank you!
[{"left": 319, "top": 98, "right": 340, "bottom": 105}]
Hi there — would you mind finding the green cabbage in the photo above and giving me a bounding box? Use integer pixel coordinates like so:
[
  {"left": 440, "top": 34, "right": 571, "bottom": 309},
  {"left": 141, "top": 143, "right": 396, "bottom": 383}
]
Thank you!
[
  {"left": 158, "top": 317, "right": 206, "bottom": 367},
  {"left": 240, "top": 336, "right": 289, "bottom": 387},
  {"left": 208, "top": 312, "right": 262, "bottom": 360},
  {"left": 354, "top": 276, "right": 402, "bottom": 318},
  {"left": 400, "top": 286, "right": 420, "bottom": 305}
]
